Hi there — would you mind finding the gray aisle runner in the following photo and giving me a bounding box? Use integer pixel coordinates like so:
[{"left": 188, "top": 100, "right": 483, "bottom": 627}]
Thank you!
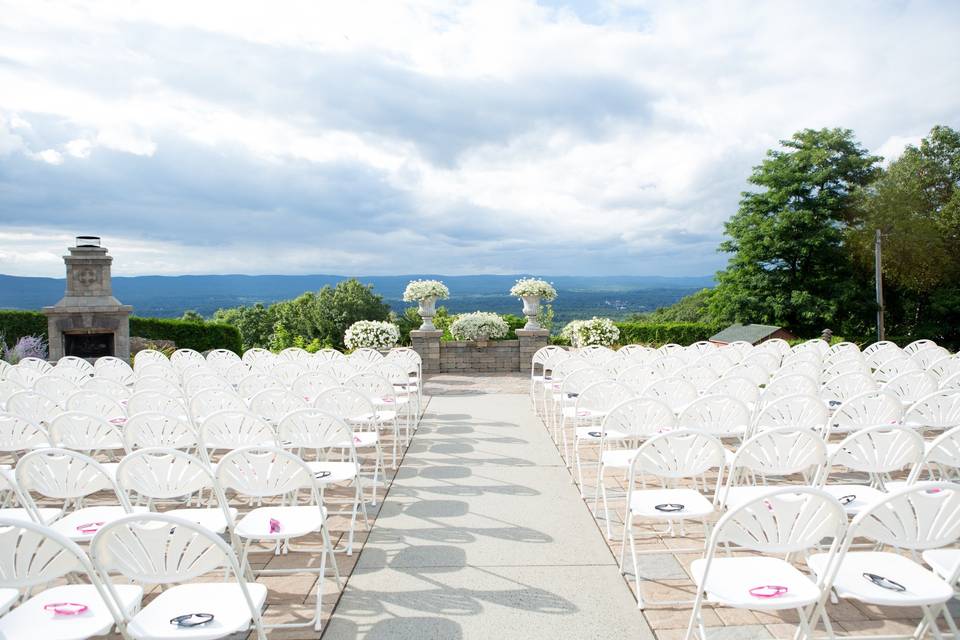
[{"left": 323, "top": 393, "right": 654, "bottom": 639}]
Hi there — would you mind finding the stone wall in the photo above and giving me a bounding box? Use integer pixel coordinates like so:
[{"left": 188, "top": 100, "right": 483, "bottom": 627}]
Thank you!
[{"left": 411, "top": 328, "right": 549, "bottom": 373}]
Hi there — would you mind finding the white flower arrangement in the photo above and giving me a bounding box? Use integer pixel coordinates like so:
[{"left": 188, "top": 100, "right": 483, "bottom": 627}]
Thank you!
[
  {"left": 449, "top": 311, "right": 509, "bottom": 341},
  {"left": 509, "top": 278, "right": 557, "bottom": 301},
  {"left": 344, "top": 320, "right": 400, "bottom": 351},
  {"left": 561, "top": 317, "right": 620, "bottom": 347},
  {"left": 403, "top": 279, "right": 450, "bottom": 302}
]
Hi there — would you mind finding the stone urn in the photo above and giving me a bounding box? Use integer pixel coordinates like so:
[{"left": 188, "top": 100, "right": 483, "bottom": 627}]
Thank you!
[
  {"left": 521, "top": 295, "right": 541, "bottom": 330},
  {"left": 418, "top": 296, "right": 438, "bottom": 330}
]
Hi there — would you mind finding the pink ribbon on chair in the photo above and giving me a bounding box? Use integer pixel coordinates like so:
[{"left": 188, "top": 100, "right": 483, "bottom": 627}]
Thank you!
[
  {"left": 76, "top": 522, "right": 104, "bottom": 535},
  {"left": 44, "top": 602, "right": 89, "bottom": 616},
  {"left": 748, "top": 585, "right": 788, "bottom": 598},
  {"left": 269, "top": 518, "right": 281, "bottom": 534}
]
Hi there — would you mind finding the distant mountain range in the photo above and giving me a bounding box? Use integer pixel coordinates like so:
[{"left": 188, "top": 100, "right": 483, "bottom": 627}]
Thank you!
[{"left": 0, "top": 273, "right": 714, "bottom": 321}]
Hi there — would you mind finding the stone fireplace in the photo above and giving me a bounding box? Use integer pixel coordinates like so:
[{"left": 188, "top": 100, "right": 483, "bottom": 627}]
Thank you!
[{"left": 43, "top": 236, "right": 132, "bottom": 361}]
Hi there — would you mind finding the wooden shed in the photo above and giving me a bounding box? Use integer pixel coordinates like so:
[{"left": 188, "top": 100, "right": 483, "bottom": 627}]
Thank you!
[{"left": 709, "top": 323, "right": 796, "bottom": 346}]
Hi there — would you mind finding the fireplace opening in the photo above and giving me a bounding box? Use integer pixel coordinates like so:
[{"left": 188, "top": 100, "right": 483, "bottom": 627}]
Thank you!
[{"left": 65, "top": 332, "right": 115, "bottom": 358}]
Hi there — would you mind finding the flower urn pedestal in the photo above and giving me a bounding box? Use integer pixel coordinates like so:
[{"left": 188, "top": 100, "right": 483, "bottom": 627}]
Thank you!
[
  {"left": 418, "top": 297, "right": 438, "bottom": 331},
  {"left": 521, "top": 295, "right": 542, "bottom": 330}
]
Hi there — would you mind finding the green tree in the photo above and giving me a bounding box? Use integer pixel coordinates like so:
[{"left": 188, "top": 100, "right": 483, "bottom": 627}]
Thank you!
[
  {"left": 849, "top": 125, "right": 960, "bottom": 342},
  {"left": 646, "top": 288, "right": 717, "bottom": 323},
  {"left": 212, "top": 303, "right": 275, "bottom": 350},
  {"left": 711, "top": 128, "right": 881, "bottom": 335},
  {"left": 179, "top": 310, "right": 205, "bottom": 323}
]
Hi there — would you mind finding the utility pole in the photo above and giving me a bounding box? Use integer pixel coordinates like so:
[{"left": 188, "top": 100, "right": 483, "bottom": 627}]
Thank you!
[{"left": 875, "top": 229, "right": 885, "bottom": 341}]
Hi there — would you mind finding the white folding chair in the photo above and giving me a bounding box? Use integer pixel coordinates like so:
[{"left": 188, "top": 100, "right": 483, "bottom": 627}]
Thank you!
[
  {"left": 65, "top": 390, "right": 126, "bottom": 425},
  {"left": 566, "top": 380, "right": 634, "bottom": 488},
  {"left": 216, "top": 446, "right": 340, "bottom": 632},
  {"left": 903, "top": 389, "right": 960, "bottom": 437},
  {"left": 80, "top": 377, "right": 130, "bottom": 403},
  {"left": 236, "top": 372, "right": 284, "bottom": 400},
  {"left": 821, "top": 371, "right": 877, "bottom": 410},
  {"left": 248, "top": 388, "right": 306, "bottom": 424},
  {"left": 123, "top": 411, "right": 199, "bottom": 453},
  {"left": 826, "top": 389, "right": 903, "bottom": 437},
  {"left": 206, "top": 348, "right": 242, "bottom": 372},
  {"left": 278, "top": 409, "right": 368, "bottom": 553},
  {"left": 15, "top": 448, "right": 146, "bottom": 542},
  {"left": 200, "top": 410, "right": 276, "bottom": 457},
  {"left": 528, "top": 345, "right": 567, "bottom": 412},
  {"left": 32, "top": 374, "right": 78, "bottom": 407},
  {"left": 93, "top": 356, "right": 134, "bottom": 385},
  {"left": 642, "top": 376, "right": 698, "bottom": 414},
  {"left": 686, "top": 488, "right": 846, "bottom": 640},
  {"left": 593, "top": 397, "right": 677, "bottom": 539},
  {"left": 313, "top": 388, "right": 386, "bottom": 502},
  {"left": 619, "top": 430, "right": 726, "bottom": 608},
  {"left": 759, "top": 373, "right": 819, "bottom": 407},
  {"left": 90, "top": 513, "right": 266, "bottom": 639},
  {"left": 241, "top": 347, "right": 274, "bottom": 368},
  {"left": 4, "top": 390, "right": 58, "bottom": 425},
  {"left": 678, "top": 394, "right": 751, "bottom": 441},
  {"left": 348, "top": 347, "right": 385, "bottom": 370},
  {"left": 189, "top": 388, "right": 247, "bottom": 425},
  {"left": 883, "top": 370, "right": 939, "bottom": 408},
  {"left": 126, "top": 390, "right": 189, "bottom": 422},
  {"left": 292, "top": 371, "right": 340, "bottom": 403},
  {"left": 0, "top": 517, "right": 141, "bottom": 639},
  {"left": 170, "top": 348, "right": 205, "bottom": 371},
  {"left": 48, "top": 411, "right": 125, "bottom": 461},
  {"left": 346, "top": 372, "right": 405, "bottom": 460},
  {"left": 703, "top": 376, "right": 760, "bottom": 408},
  {"left": 133, "top": 374, "right": 183, "bottom": 398},
  {"left": 271, "top": 361, "right": 307, "bottom": 387},
  {"left": 751, "top": 393, "right": 829, "bottom": 435},
  {"left": 808, "top": 483, "right": 960, "bottom": 640}
]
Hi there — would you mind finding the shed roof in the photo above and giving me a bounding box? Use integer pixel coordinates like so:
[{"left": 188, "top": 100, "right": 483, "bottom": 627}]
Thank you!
[{"left": 710, "top": 323, "right": 783, "bottom": 345}]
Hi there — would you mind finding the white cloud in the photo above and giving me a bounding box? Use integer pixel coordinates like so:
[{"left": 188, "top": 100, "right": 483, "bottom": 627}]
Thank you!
[{"left": 0, "top": 0, "right": 957, "bottom": 276}]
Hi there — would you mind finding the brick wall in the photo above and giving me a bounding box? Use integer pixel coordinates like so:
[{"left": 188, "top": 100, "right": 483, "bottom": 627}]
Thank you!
[{"left": 411, "top": 328, "right": 549, "bottom": 373}]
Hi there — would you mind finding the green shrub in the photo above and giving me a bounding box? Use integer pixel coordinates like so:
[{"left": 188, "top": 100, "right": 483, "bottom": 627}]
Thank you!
[
  {"left": 614, "top": 322, "right": 724, "bottom": 347},
  {"left": 0, "top": 310, "right": 47, "bottom": 342},
  {"left": 129, "top": 317, "right": 242, "bottom": 353}
]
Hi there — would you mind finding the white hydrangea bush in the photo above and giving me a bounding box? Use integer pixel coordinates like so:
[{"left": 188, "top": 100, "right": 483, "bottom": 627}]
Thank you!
[
  {"left": 509, "top": 278, "right": 557, "bottom": 301},
  {"left": 344, "top": 320, "right": 400, "bottom": 350},
  {"left": 403, "top": 279, "right": 450, "bottom": 302},
  {"left": 561, "top": 317, "right": 620, "bottom": 347},
  {"left": 449, "top": 312, "right": 509, "bottom": 341}
]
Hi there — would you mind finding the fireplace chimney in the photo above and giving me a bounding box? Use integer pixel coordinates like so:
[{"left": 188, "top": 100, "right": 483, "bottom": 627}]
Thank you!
[{"left": 42, "top": 237, "right": 133, "bottom": 361}]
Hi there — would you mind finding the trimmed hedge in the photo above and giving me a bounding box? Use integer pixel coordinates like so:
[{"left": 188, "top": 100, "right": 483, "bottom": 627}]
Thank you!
[
  {"left": 130, "top": 317, "right": 242, "bottom": 354},
  {"left": 0, "top": 310, "right": 242, "bottom": 354},
  {"left": 614, "top": 321, "right": 725, "bottom": 347}
]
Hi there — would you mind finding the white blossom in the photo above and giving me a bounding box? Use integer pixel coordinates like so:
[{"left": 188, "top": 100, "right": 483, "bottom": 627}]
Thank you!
[
  {"left": 344, "top": 320, "right": 400, "bottom": 350},
  {"left": 449, "top": 311, "right": 509, "bottom": 341},
  {"left": 509, "top": 278, "right": 557, "bottom": 301},
  {"left": 403, "top": 279, "right": 450, "bottom": 302},
  {"left": 561, "top": 317, "right": 619, "bottom": 347}
]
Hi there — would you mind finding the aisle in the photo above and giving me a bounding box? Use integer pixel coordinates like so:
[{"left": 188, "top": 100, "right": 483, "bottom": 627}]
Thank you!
[{"left": 323, "top": 393, "right": 653, "bottom": 639}]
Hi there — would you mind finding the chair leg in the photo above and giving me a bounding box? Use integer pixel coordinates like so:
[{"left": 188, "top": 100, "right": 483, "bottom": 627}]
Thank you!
[{"left": 600, "top": 476, "right": 614, "bottom": 540}]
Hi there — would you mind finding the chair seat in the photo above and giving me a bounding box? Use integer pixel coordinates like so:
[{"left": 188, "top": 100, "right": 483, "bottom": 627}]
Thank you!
[
  {"left": 126, "top": 582, "right": 267, "bottom": 640},
  {"left": 50, "top": 505, "right": 150, "bottom": 542},
  {"left": 562, "top": 407, "right": 608, "bottom": 420},
  {"left": 600, "top": 448, "right": 638, "bottom": 469},
  {"left": 575, "top": 427, "right": 628, "bottom": 441},
  {"left": 691, "top": 556, "right": 821, "bottom": 610},
  {"left": 821, "top": 484, "right": 887, "bottom": 515},
  {"left": 234, "top": 505, "right": 327, "bottom": 540},
  {"left": 808, "top": 551, "right": 953, "bottom": 607},
  {"left": 0, "top": 583, "right": 142, "bottom": 640},
  {"left": 721, "top": 485, "right": 789, "bottom": 508},
  {"left": 334, "top": 431, "right": 379, "bottom": 448},
  {"left": 922, "top": 548, "right": 960, "bottom": 582},
  {"left": 0, "top": 506, "right": 61, "bottom": 524},
  {"left": 629, "top": 488, "right": 714, "bottom": 520},
  {"left": 306, "top": 461, "right": 359, "bottom": 484},
  {"left": 349, "top": 410, "right": 396, "bottom": 423},
  {"left": 163, "top": 507, "right": 239, "bottom": 535}
]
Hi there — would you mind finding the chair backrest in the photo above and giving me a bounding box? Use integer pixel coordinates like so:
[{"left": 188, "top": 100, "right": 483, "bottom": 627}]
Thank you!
[
  {"left": 558, "top": 367, "right": 607, "bottom": 396},
  {"left": 279, "top": 346, "right": 311, "bottom": 362},
  {"left": 703, "top": 376, "right": 760, "bottom": 406},
  {"left": 698, "top": 351, "right": 733, "bottom": 376},
  {"left": 649, "top": 354, "right": 686, "bottom": 378},
  {"left": 170, "top": 348, "right": 205, "bottom": 371},
  {"left": 237, "top": 372, "right": 285, "bottom": 399},
  {"left": 81, "top": 377, "right": 131, "bottom": 402},
  {"left": 819, "top": 358, "right": 869, "bottom": 384},
  {"left": 292, "top": 371, "right": 340, "bottom": 403},
  {"left": 216, "top": 446, "right": 317, "bottom": 499},
  {"left": 183, "top": 373, "right": 233, "bottom": 397},
  {"left": 752, "top": 393, "right": 828, "bottom": 433},
  {"left": 642, "top": 377, "right": 698, "bottom": 413},
  {"left": 200, "top": 410, "right": 276, "bottom": 451},
  {"left": 206, "top": 348, "right": 241, "bottom": 370},
  {"left": 248, "top": 388, "right": 306, "bottom": 422},
  {"left": 318, "top": 359, "right": 359, "bottom": 384},
  {"left": 844, "top": 482, "right": 960, "bottom": 551},
  {"left": 33, "top": 374, "right": 79, "bottom": 406},
  {"left": 724, "top": 427, "right": 827, "bottom": 492},
  {"left": 134, "top": 349, "right": 169, "bottom": 370},
  {"left": 269, "top": 361, "right": 305, "bottom": 387},
  {"left": 773, "top": 360, "right": 820, "bottom": 382},
  {"left": 911, "top": 346, "right": 950, "bottom": 369},
  {"left": 723, "top": 361, "right": 770, "bottom": 387},
  {"left": 742, "top": 351, "right": 780, "bottom": 375},
  {"left": 760, "top": 337, "right": 791, "bottom": 357},
  {"left": 621, "top": 345, "right": 658, "bottom": 364},
  {"left": 126, "top": 390, "right": 188, "bottom": 419},
  {"left": 709, "top": 487, "right": 846, "bottom": 554},
  {"left": 531, "top": 345, "right": 566, "bottom": 374},
  {"left": 829, "top": 389, "right": 903, "bottom": 435},
  {"left": 599, "top": 397, "right": 676, "bottom": 441},
  {"left": 616, "top": 364, "right": 661, "bottom": 393},
  {"left": 677, "top": 365, "right": 718, "bottom": 392},
  {"left": 0, "top": 517, "right": 107, "bottom": 592},
  {"left": 723, "top": 341, "right": 754, "bottom": 363},
  {"left": 346, "top": 372, "right": 396, "bottom": 403},
  {"left": 277, "top": 408, "right": 356, "bottom": 452},
  {"left": 873, "top": 355, "right": 922, "bottom": 385},
  {"left": 927, "top": 355, "right": 960, "bottom": 385},
  {"left": 116, "top": 449, "right": 220, "bottom": 503},
  {"left": 904, "top": 339, "right": 937, "bottom": 355},
  {"left": 5, "top": 390, "right": 58, "bottom": 424},
  {"left": 66, "top": 389, "right": 126, "bottom": 421},
  {"left": 0, "top": 412, "right": 49, "bottom": 452},
  {"left": 824, "top": 424, "right": 925, "bottom": 476},
  {"left": 383, "top": 348, "right": 422, "bottom": 375},
  {"left": 50, "top": 365, "right": 92, "bottom": 386},
  {"left": 17, "top": 357, "right": 51, "bottom": 373},
  {"left": 760, "top": 373, "right": 819, "bottom": 406},
  {"left": 241, "top": 347, "right": 274, "bottom": 367},
  {"left": 628, "top": 429, "right": 726, "bottom": 481},
  {"left": 908, "top": 425, "right": 960, "bottom": 482},
  {"left": 349, "top": 348, "right": 385, "bottom": 369},
  {"left": 16, "top": 448, "right": 124, "bottom": 501},
  {"left": 574, "top": 380, "right": 633, "bottom": 415},
  {"left": 602, "top": 354, "right": 635, "bottom": 378},
  {"left": 223, "top": 361, "right": 251, "bottom": 385},
  {"left": 883, "top": 370, "right": 938, "bottom": 405},
  {"left": 313, "top": 387, "right": 377, "bottom": 427},
  {"left": 48, "top": 411, "right": 124, "bottom": 452},
  {"left": 677, "top": 394, "right": 751, "bottom": 437},
  {"left": 189, "top": 388, "right": 247, "bottom": 423},
  {"left": 124, "top": 412, "right": 198, "bottom": 451},
  {"left": 0, "top": 378, "right": 26, "bottom": 407},
  {"left": 863, "top": 340, "right": 900, "bottom": 356},
  {"left": 820, "top": 371, "right": 877, "bottom": 407},
  {"left": 57, "top": 355, "right": 93, "bottom": 372},
  {"left": 4, "top": 366, "right": 41, "bottom": 388},
  {"left": 136, "top": 363, "right": 178, "bottom": 384},
  {"left": 576, "top": 345, "right": 616, "bottom": 365},
  {"left": 133, "top": 375, "right": 183, "bottom": 398},
  {"left": 313, "top": 348, "right": 346, "bottom": 362},
  {"left": 93, "top": 356, "right": 135, "bottom": 385}
]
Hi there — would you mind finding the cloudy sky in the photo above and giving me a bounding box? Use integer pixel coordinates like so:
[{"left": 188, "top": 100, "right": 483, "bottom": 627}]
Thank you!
[{"left": 1, "top": 1, "right": 958, "bottom": 277}]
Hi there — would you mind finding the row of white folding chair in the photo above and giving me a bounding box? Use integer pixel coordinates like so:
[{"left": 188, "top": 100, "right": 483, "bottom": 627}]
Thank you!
[{"left": 1, "top": 445, "right": 344, "bottom": 634}]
